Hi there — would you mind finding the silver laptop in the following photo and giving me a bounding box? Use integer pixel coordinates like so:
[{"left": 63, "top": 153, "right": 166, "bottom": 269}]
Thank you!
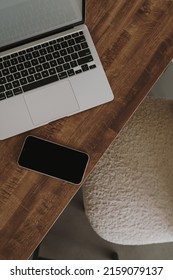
[{"left": 0, "top": 0, "right": 114, "bottom": 140}]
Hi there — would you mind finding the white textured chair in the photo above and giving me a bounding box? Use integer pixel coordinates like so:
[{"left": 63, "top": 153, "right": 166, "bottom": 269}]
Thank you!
[{"left": 83, "top": 96, "right": 173, "bottom": 245}]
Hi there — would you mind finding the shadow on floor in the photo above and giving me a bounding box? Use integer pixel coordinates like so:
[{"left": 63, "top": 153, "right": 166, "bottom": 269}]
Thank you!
[{"left": 36, "top": 188, "right": 173, "bottom": 260}]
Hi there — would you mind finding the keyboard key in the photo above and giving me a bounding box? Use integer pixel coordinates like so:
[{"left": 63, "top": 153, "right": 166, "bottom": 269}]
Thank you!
[
  {"left": 90, "top": 64, "right": 96, "bottom": 69},
  {"left": 6, "top": 75, "right": 14, "bottom": 82},
  {"left": 81, "top": 64, "right": 89, "bottom": 72},
  {"left": 5, "top": 83, "right": 12, "bottom": 90},
  {"left": 75, "top": 69, "right": 82, "bottom": 74},
  {"left": 0, "top": 93, "right": 6, "bottom": 100},
  {"left": 13, "top": 87, "right": 23, "bottom": 95},
  {"left": 18, "top": 56, "right": 25, "bottom": 63},
  {"left": 57, "top": 58, "right": 64, "bottom": 65},
  {"left": 3, "top": 60, "right": 11, "bottom": 68},
  {"left": 77, "top": 55, "right": 93, "bottom": 65},
  {"left": 71, "top": 53, "right": 78, "bottom": 60},
  {"left": 32, "top": 50, "right": 39, "bottom": 58},
  {"left": 57, "top": 57, "right": 64, "bottom": 65},
  {"left": 3, "top": 55, "right": 10, "bottom": 60},
  {"left": 59, "top": 72, "right": 68, "bottom": 79},
  {"left": 9, "top": 66, "right": 17, "bottom": 73},
  {"left": 60, "top": 49, "right": 67, "bottom": 56},
  {"left": 34, "top": 73, "right": 42, "bottom": 80},
  {"left": 27, "top": 75, "right": 35, "bottom": 83},
  {"left": 17, "top": 64, "right": 24, "bottom": 71},
  {"left": 34, "top": 45, "right": 41, "bottom": 50},
  {"left": 53, "top": 51, "right": 60, "bottom": 59},
  {"left": 6, "top": 90, "right": 13, "bottom": 98},
  {"left": 11, "top": 53, "right": 18, "bottom": 58},
  {"left": 50, "top": 60, "right": 57, "bottom": 67},
  {"left": 26, "top": 47, "right": 34, "bottom": 53},
  {"left": 54, "top": 44, "right": 61, "bottom": 51},
  {"left": 75, "top": 35, "right": 86, "bottom": 43},
  {"left": 45, "top": 54, "right": 53, "bottom": 61},
  {"left": 43, "top": 62, "right": 50, "bottom": 70},
  {"left": 74, "top": 44, "right": 81, "bottom": 52},
  {"left": 23, "top": 75, "right": 58, "bottom": 92},
  {"left": 2, "top": 69, "right": 9, "bottom": 76},
  {"left": 28, "top": 67, "right": 36, "bottom": 75},
  {"left": 63, "top": 63, "right": 70, "bottom": 70},
  {"left": 0, "top": 77, "right": 6, "bottom": 84},
  {"left": 14, "top": 72, "right": 21, "bottom": 79},
  {"left": 49, "top": 68, "right": 56, "bottom": 75},
  {"left": 47, "top": 46, "right": 54, "bottom": 53},
  {"left": 58, "top": 37, "right": 64, "bottom": 43},
  {"left": 61, "top": 42, "right": 68, "bottom": 48},
  {"left": 70, "top": 61, "right": 78, "bottom": 68},
  {"left": 35, "top": 65, "right": 43, "bottom": 72},
  {"left": 67, "top": 47, "right": 74, "bottom": 54},
  {"left": 42, "top": 42, "right": 49, "bottom": 48},
  {"left": 21, "top": 70, "right": 28, "bottom": 77},
  {"left": 25, "top": 53, "right": 33, "bottom": 60},
  {"left": 78, "top": 49, "right": 91, "bottom": 57},
  {"left": 64, "top": 55, "right": 71, "bottom": 62},
  {"left": 20, "top": 78, "right": 27, "bottom": 85},
  {"left": 56, "top": 65, "right": 63, "bottom": 73},
  {"left": 39, "top": 48, "right": 47, "bottom": 55},
  {"left": 24, "top": 61, "right": 31, "bottom": 68},
  {"left": 19, "top": 50, "right": 26, "bottom": 55},
  {"left": 42, "top": 70, "right": 49, "bottom": 78},
  {"left": 81, "top": 42, "right": 88, "bottom": 49},
  {"left": 68, "top": 39, "right": 75, "bottom": 46},
  {"left": 72, "top": 32, "right": 79, "bottom": 37},
  {"left": 38, "top": 56, "right": 46, "bottom": 63},
  {"left": 64, "top": 35, "right": 72, "bottom": 40},
  {"left": 49, "top": 40, "right": 56, "bottom": 45},
  {"left": 0, "top": 85, "right": 5, "bottom": 92},
  {"left": 31, "top": 58, "right": 39, "bottom": 66},
  {"left": 67, "top": 69, "right": 75, "bottom": 77},
  {"left": 11, "top": 58, "right": 18, "bottom": 65},
  {"left": 12, "top": 80, "right": 20, "bottom": 88}
]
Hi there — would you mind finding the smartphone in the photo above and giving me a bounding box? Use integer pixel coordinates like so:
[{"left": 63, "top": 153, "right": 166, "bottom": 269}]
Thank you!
[{"left": 18, "top": 136, "right": 89, "bottom": 185}]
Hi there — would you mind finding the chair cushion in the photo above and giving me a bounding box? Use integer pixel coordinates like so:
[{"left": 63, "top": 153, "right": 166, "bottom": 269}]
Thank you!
[{"left": 83, "top": 97, "right": 173, "bottom": 245}]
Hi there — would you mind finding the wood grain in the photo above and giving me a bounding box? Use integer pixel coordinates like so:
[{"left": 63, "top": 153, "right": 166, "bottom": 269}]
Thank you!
[{"left": 1, "top": 0, "right": 173, "bottom": 259}]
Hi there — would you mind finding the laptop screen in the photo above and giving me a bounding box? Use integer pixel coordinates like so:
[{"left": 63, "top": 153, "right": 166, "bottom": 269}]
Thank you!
[{"left": 0, "top": 0, "right": 83, "bottom": 50}]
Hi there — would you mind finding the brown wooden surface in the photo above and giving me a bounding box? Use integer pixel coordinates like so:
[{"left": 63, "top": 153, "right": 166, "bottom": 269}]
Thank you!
[{"left": 1, "top": 0, "right": 173, "bottom": 259}]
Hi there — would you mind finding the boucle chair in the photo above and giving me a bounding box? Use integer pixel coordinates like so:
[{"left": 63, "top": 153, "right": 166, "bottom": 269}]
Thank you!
[{"left": 83, "top": 96, "right": 173, "bottom": 245}]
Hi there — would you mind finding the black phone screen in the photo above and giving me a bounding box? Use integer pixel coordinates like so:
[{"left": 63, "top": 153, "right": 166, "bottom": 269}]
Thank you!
[{"left": 18, "top": 136, "right": 89, "bottom": 184}]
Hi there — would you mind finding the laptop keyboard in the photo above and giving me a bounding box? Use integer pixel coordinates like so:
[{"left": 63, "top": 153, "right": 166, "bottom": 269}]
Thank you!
[{"left": 0, "top": 31, "right": 96, "bottom": 101}]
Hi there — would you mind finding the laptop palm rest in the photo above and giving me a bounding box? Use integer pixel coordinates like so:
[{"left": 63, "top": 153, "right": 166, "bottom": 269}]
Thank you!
[{"left": 24, "top": 81, "right": 79, "bottom": 126}]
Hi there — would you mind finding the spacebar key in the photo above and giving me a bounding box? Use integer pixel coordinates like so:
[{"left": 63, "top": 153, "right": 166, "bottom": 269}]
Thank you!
[{"left": 23, "top": 75, "right": 58, "bottom": 92}]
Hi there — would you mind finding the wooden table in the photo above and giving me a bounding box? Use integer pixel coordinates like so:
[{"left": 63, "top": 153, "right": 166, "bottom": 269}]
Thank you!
[{"left": 1, "top": 0, "right": 173, "bottom": 260}]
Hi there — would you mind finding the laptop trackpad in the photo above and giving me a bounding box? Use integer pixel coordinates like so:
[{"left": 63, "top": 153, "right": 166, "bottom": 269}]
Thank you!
[{"left": 24, "top": 81, "right": 79, "bottom": 126}]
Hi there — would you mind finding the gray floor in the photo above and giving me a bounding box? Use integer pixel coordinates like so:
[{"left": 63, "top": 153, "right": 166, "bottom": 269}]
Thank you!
[{"left": 37, "top": 188, "right": 173, "bottom": 260}]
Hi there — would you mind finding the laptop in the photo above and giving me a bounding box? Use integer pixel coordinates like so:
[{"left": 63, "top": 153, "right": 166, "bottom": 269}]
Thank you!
[{"left": 0, "top": 0, "right": 114, "bottom": 140}]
